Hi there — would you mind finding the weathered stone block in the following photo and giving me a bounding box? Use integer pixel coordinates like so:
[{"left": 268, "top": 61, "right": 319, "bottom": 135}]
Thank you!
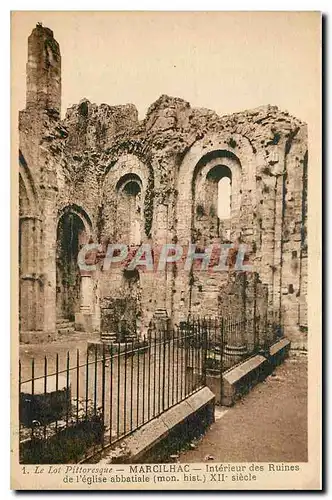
[
  {"left": 221, "top": 354, "right": 269, "bottom": 406},
  {"left": 268, "top": 337, "right": 291, "bottom": 368}
]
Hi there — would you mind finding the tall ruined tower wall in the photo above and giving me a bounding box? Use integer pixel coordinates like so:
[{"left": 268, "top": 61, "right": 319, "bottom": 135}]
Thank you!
[{"left": 19, "top": 25, "right": 61, "bottom": 338}]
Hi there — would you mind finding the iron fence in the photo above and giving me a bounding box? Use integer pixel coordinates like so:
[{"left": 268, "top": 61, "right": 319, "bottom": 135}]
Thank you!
[
  {"left": 19, "top": 325, "right": 206, "bottom": 463},
  {"left": 19, "top": 313, "right": 284, "bottom": 463}
]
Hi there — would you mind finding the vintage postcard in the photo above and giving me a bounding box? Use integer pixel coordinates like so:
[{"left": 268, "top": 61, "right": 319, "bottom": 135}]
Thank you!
[{"left": 11, "top": 11, "right": 322, "bottom": 490}]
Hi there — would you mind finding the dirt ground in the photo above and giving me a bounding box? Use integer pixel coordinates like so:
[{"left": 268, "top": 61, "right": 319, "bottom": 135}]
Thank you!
[
  {"left": 179, "top": 353, "right": 308, "bottom": 463},
  {"left": 19, "top": 332, "right": 100, "bottom": 380}
]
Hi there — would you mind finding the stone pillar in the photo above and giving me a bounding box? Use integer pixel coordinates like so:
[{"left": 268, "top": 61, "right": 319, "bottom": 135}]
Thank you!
[
  {"left": 220, "top": 272, "right": 247, "bottom": 369},
  {"left": 75, "top": 272, "right": 94, "bottom": 332},
  {"left": 41, "top": 189, "right": 57, "bottom": 334},
  {"left": 80, "top": 274, "right": 94, "bottom": 313},
  {"left": 256, "top": 175, "right": 277, "bottom": 325},
  {"left": 152, "top": 199, "right": 170, "bottom": 333},
  {"left": 19, "top": 215, "right": 43, "bottom": 334},
  {"left": 255, "top": 282, "right": 269, "bottom": 349},
  {"left": 243, "top": 272, "right": 257, "bottom": 352},
  {"left": 280, "top": 129, "right": 308, "bottom": 348}
]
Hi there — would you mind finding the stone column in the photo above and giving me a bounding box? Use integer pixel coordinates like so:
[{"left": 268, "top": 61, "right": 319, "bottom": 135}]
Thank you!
[
  {"left": 19, "top": 215, "right": 43, "bottom": 335},
  {"left": 151, "top": 199, "right": 170, "bottom": 336},
  {"left": 80, "top": 274, "right": 93, "bottom": 313},
  {"left": 220, "top": 272, "right": 247, "bottom": 369},
  {"left": 75, "top": 272, "right": 94, "bottom": 332},
  {"left": 41, "top": 188, "right": 57, "bottom": 335},
  {"left": 243, "top": 272, "right": 257, "bottom": 353}
]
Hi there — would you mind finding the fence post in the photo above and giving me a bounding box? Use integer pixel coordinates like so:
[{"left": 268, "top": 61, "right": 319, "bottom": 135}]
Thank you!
[
  {"left": 43, "top": 356, "right": 47, "bottom": 439},
  {"left": 147, "top": 335, "right": 151, "bottom": 421},
  {"left": 94, "top": 345, "right": 98, "bottom": 419},
  {"left": 153, "top": 335, "right": 157, "bottom": 418},
  {"left": 162, "top": 327, "right": 166, "bottom": 411},
  {"left": 220, "top": 317, "right": 224, "bottom": 402},
  {"left": 19, "top": 360, "right": 21, "bottom": 440},
  {"left": 253, "top": 274, "right": 258, "bottom": 351},
  {"left": 130, "top": 339, "right": 134, "bottom": 433},
  {"left": 116, "top": 340, "right": 120, "bottom": 438},
  {"left": 142, "top": 335, "right": 146, "bottom": 424},
  {"left": 85, "top": 348, "right": 89, "bottom": 427},
  {"left": 123, "top": 340, "right": 127, "bottom": 435},
  {"left": 76, "top": 350, "right": 79, "bottom": 424},
  {"left": 203, "top": 319, "right": 208, "bottom": 385},
  {"left": 220, "top": 317, "right": 224, "bottom": 375},
  {"left": 55, "top": 353, "right": 59, "bottom": 433},
  {"left": 109, "top": 344, "right": 113, "bottom": 444},
  {"left": 66, "top": 352, "right": 70, "bottom": 427},
  {"left": 101, "top": 344, "right": 106, "bottom": 447}
]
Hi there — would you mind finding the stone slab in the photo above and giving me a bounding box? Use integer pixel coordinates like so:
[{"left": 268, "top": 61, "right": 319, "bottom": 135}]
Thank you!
[
  {"left": 96, "top": 387, "right": 215, "bottom": 464},
  {"left": 270, "top": 337, "right": 291, "bottom": 356},
  {"left": 224, "top": 354, "right": 267, "bottom": 385},
  {"left": 186, "top": 386, "right": 215, "bottom": 412},
  {"left": 269, "top": 338, "right": 291, "bottom": 368},
  {"left": 205, "top": 372, "right": 223, "bottom": 404},
  {"left": 222, "top": 354, "right": 269, "bottom": 406},
  {"left": 120, "top": 418, "right": 169, "bottom": 459},
  {"left": 162, "top": 400, "right": 193, "bottom": 430}
]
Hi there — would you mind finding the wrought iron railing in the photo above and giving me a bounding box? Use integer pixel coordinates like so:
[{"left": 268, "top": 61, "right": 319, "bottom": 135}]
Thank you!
[
  {"left": 19, "top": 313, "right": 284, "bottom": 463},
  {"left": 19, "top": 325, "right": 206, "bottom": 463}
]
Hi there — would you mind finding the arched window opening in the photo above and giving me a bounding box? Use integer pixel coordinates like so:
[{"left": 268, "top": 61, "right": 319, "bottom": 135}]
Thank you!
[
  {"left": 116, "top": 174, "right": 144, "bottom": 245},
  {"left": 56, "top": 212, "right": 88, "bottom": 321},
  {"left": 203, "top": 164, "right": 232, "bottom": 240},
  {"left": 217, "top": 177, "right": 231, "bottom": 220}
]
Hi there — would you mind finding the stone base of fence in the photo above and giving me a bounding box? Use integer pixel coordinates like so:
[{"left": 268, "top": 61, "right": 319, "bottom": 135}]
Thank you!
[
  {"left": 221, "top": 354, "right": 269, "bottom": 406},
  {"left": 187, "top": 338, "right": 291, "bottom": 407},
  {"left": 223, "top": 338, "right": 291, "bottom": 406},
  {"left": 91, "top": 387, "right": 215, "bottom": 464},
  {"left": 268, "top": 337, "right": 291, "bottom": 370},
  {"left": 87, "top": 339, "right": 149, "bottom": 355}
]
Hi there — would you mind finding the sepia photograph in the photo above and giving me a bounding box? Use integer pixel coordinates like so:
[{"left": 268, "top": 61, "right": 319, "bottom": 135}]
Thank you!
[{"left": 11, "top": 10, "right": 321, "bottom": 490}]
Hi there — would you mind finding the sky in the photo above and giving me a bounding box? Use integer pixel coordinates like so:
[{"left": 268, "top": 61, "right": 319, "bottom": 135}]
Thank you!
[{"left": 11, "top": 11, "right": 320, "bottom": 123}]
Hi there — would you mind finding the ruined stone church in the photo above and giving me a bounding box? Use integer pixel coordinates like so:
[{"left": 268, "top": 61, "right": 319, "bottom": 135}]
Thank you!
[{"left": 19, "top": 24, "right": 308, "bottom": 349}]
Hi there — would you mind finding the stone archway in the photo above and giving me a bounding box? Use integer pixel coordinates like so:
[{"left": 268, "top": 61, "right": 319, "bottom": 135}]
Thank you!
[
  {"left": 175, "top": 134, "right": 256, "bottom": 244},
  {"left": 173, "top": 137, "right": 253, "bottom": 325},
  {"left": 102, "top": 154, "right": 152, "bottom": 243},
  {"left": 191, "top": 150, "right": 242, "bottom": 245},
  {"left": 56, "top": 206, "right": 93, "bottom": 330},
  {"left": 193, "top": 161, "right": 234, "bottom": 244},
  {"left": 116, "top": 173, "right": 144, "bottom": 245}
]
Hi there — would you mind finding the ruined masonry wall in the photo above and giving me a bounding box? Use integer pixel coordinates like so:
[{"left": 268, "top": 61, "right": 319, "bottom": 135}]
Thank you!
[{"left": 19, "top": 25, "right": 308, "bottom": 348}]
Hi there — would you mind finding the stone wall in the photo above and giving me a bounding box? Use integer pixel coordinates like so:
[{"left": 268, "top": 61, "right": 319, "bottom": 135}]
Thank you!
[{"left": 19, "top": 25, "right": 308, "bottom": 348}]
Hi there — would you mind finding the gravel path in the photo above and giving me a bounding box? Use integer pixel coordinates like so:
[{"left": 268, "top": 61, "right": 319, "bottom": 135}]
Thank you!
[{"left": 179, "top": 353, "right": 307, "bottom": 463}]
